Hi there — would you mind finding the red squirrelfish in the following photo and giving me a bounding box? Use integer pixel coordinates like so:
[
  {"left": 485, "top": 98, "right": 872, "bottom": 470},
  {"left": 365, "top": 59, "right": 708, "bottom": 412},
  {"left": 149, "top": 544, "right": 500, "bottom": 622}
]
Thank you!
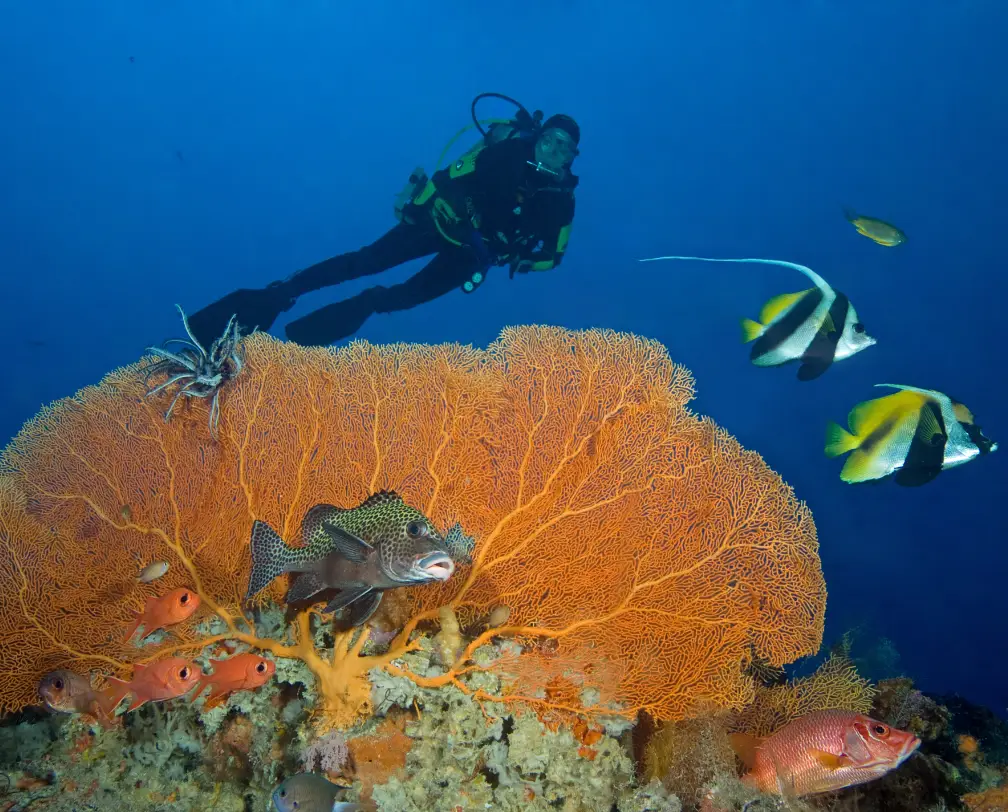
[
  {"left": 125, "top": 586, "right": 200, "bottom": 642},
  {"left": 101, "top": 657, "right": 202, "bottom": 714},
  {"left": 194, "top": 653, "right": 276, "bottom": 709},
  {"left": 733, "top": 709, "right": 920, "bottom": 796}
]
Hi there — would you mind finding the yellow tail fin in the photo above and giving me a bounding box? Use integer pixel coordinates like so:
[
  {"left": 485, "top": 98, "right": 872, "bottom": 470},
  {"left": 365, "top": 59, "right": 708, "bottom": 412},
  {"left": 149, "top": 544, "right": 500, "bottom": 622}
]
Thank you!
[
  {"left": 824, "top": 421, "right": 860, "bottom": 457},
  {"left": 740, "top": 318, "right": 763, "bottom": 343}
]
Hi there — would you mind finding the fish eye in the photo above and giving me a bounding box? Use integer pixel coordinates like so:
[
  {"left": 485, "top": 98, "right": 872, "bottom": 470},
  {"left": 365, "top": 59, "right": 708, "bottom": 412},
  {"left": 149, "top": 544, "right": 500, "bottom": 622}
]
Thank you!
[
  {"left": 406, "top": 520, "right": 426, "bottom": 538},
  {"left": 853, "top": 322, "right": 866, "bottom": 334},
  {"left": 256, "top": 661, "right": 266, "bottom": 673},
  {"left": 279, "top": 789, "right": 287, "bottom": 798},
  {"left": 179, "top": 667, "right": 190, "bottom": 680},
  {"left": 872, "top": 723, "right": 888, "bottom": 736},
  {"left": 53, "top": 678, "right": 64, "bottom": 690},
  {"left": 180, "top": 592, "right": 190, "bottom": 604}
]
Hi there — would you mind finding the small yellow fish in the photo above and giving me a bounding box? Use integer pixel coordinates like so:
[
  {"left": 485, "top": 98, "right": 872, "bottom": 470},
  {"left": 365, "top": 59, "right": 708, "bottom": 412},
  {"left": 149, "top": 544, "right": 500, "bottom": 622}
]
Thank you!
[
  {"left": 844, "top": 208, "right": 906, "bottom": 246},
  {"left": 137, "top": 561, "right": 170, "bottom": 583}
]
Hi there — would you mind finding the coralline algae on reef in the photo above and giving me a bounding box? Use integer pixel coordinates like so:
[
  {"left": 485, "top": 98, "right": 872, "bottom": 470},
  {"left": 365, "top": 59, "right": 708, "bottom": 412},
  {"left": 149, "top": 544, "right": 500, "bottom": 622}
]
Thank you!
[{"left": 362, "top": 637, "right": 680, "bottom": 812}]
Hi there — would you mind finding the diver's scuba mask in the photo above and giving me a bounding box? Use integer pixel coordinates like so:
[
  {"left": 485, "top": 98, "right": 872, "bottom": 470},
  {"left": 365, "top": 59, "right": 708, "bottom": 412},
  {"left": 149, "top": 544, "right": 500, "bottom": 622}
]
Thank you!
[{"left": 531, "top": 128, "right": 578, "bottom": 175}]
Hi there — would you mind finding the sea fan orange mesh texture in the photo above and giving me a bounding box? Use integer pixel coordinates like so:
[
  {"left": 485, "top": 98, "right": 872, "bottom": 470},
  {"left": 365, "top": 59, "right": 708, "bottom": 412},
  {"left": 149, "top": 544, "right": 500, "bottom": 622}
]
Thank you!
[
  {"left": 0, "top": 326, "right": 825, "bottom": 723},
  {"left": 731, "top": 654, "right": 876, "bottom": 736}
]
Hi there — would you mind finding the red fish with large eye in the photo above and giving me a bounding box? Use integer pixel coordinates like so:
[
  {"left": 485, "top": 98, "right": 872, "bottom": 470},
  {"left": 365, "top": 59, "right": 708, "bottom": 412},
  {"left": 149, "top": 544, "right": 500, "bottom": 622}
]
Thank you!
[
  {"left": 124, "top": 586, "right": 201, "bottom": 642},
  {"left": 732, "top": 709, "right": 921, "bottom": 796},
  {"left": 38, "top": 670, "right": 116, "bottom": 727},
  {"left": 99, "top": 657, "right": 202, "bottom": 714},
  {"left": 192, "top": 653, "right": 276, "bottom": 709}
]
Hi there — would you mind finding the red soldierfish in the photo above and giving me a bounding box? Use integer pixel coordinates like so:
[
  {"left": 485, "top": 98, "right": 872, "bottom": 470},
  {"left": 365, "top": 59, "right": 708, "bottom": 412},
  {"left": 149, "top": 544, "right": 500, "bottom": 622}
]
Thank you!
[
  {"left": 38, "top": 670, "right": 117, "bottom": 728},
  {"left": 732, "top": 709, "right": 920, "bottom": 796},
  {"left": 193, "top": 653, "right": 276, "bottom": 709},
  {"left": 100, "top": 658, "right": 202, "bottom": 714},
  {"left": 125, "top": 586, "right": 200, "bottom": 642}
]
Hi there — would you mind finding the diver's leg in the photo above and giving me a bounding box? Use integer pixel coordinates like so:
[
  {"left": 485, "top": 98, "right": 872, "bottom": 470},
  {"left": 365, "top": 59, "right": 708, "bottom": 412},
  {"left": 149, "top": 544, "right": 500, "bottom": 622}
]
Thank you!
[
  {"left": 185, "top": 222, "right": 442, "bottom": 347},
  {"left": 284, "top": 250, "right": 478, "bottom": 346},
  {"left": 280, "top": 221, "right": 443, "bottom": 297}
]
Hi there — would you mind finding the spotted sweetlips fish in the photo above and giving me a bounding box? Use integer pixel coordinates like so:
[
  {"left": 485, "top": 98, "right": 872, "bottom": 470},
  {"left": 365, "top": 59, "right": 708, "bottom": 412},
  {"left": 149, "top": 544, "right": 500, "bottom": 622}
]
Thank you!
[{"left": 245, "top": 491, "right": 456, "bottom": 627}]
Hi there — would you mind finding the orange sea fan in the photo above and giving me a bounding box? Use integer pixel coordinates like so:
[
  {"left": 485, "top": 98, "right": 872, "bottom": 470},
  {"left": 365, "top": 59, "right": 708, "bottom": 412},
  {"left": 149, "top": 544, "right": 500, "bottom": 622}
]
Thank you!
[{"left": 0, "top": 325, "right": 825, "bottom": 726}]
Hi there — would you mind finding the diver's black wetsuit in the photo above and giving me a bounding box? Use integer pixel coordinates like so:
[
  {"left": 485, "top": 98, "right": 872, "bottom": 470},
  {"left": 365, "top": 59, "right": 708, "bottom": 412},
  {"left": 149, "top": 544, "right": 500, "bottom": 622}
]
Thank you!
[{"left": 187, "top": 136, "right": 577, "bottom": 348}]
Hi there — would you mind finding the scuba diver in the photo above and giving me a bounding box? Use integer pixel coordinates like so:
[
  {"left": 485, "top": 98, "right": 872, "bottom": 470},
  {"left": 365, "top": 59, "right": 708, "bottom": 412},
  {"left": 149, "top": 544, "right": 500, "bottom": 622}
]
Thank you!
[{"left": 186, "top": 93, "right": 580, "bottom": 348}]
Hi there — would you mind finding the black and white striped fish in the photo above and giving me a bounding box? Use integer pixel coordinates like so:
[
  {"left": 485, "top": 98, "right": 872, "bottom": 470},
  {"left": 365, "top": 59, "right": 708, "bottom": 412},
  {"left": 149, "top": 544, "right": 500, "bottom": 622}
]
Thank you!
[
  {"left": 638, "top": 255, "right": 876, "bottom": 380},
  {"left": 825, "top": 384, "right": 997, "bottom": 486}
]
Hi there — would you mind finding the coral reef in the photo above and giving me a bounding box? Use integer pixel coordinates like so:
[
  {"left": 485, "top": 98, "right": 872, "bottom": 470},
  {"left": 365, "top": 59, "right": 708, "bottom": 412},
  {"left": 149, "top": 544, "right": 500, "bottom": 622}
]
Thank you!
[
  {"left": 731, "top": 653, "right": 876, "bottom": 737},
  {"left": 0, "top": 325, "right": 1000, "bottom": 812},
  {"left": 642, "top": 712, "right": 736, "bottom": 809},
  {"left": 0, "top": 633, "right": 686, "bottom": 811},
  {"left": 0, "top": 326, "right": 826, "bottom": 733},
  {"left": 873, "top": 677, "right": 952, "bottom": 742}
]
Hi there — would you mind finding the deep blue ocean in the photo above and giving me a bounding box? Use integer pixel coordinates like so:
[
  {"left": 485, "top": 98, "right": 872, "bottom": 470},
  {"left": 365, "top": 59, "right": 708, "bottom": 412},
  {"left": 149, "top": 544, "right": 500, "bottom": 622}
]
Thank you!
[{"left": 1, "top": 2, "right": 1004, "bottom": 716}]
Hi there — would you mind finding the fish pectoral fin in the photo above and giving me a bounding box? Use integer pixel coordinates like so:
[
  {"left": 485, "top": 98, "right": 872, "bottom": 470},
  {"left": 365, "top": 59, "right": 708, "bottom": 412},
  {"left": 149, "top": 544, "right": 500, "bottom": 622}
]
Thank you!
[
  {"left": 817, "top": 311, "right": 837, "bottom": 337},
  {"left": 285, "top": 572, "right": 327, "bottom": 603},
  {"left": 201, "top": 690, "right": 227, "bottom": 711},
  {"left": 914, "top": 401, "right": 947, "bottom": 447},
  {"left": 740, "top": 318, "right": 764, "bottom": 344},
  {"left": 810, "top": 749, "right": 853, "bottom": 770},
  {"left": 337, "top": 590, "right": 384, "bottom": 630},
  {"left": 321, "top": 583, "right": 373, "bottom": 614},
  {"left": 759, "top": 290, "right": 808, "bottom": 325},
  {"left": 321, "top": 521, "right": 373, "bottom": 563},
  {"left": 125, "top": 692, "right": 148, "bottom": 713},
  {"left": 894, "top": 402, "right": 948, "bottom": 487}
]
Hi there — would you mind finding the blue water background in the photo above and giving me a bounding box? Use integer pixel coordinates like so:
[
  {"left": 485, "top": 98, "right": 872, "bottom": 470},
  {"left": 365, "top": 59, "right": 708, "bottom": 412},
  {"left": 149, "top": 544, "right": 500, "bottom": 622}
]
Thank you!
[{"left": 1, "top": 1, "right": 1005, "bottom": 714}]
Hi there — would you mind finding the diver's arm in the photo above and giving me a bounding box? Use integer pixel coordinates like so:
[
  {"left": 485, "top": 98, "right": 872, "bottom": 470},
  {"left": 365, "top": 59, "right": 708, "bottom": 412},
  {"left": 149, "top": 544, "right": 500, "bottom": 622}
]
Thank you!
[{"left": 515, "top": 197, "right": 575, "bottom": 272}]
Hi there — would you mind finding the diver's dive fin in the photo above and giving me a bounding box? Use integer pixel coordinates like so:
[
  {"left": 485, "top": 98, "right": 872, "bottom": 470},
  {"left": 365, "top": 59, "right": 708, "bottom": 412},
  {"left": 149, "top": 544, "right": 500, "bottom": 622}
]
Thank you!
[
  {"left": 284, "top": 290, "right": 379, "bottom": 347},
  {"left": 187, "top": 283, "right": 295, "bottom": 348},
  {"left": 321, "top": 521, "right": 373, "bottom": 563}
]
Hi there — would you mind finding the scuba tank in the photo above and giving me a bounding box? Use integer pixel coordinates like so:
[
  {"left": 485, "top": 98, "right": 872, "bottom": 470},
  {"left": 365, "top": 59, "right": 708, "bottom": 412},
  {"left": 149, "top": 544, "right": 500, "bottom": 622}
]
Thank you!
[
  {"left": 392, "top": 93, "right": 549, "bottom": 292},
  {"left": 393, "top": 92, "right": 543, "bottom": 224}
]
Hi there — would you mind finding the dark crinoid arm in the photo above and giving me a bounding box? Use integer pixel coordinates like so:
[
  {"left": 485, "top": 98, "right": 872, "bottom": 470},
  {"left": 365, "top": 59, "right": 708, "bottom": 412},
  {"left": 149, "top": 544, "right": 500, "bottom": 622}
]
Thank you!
[{"left": 141, "top": 304, "right": 248, "bottom": 438}]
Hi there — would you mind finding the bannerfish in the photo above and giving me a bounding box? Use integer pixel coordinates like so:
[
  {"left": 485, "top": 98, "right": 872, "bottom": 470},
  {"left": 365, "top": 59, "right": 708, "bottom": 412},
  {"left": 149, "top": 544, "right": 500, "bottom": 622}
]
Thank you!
[
  {"left": 844, "top": 208, "right": 906, "bottom": 246},
  {"left": 637, "top": 255, "right": 876, "bottom": 380},
  {"left": 38, "top": 670, "right": 115, "bottom": 727},
  {"left": 245, "top": 491, "right": 456, "bottom": 628},
  {"left": 272, "top": 772, "right": 361, "bottom": 812},
  {"left": 825, "top": 383, "right": 997, "bottom": 485},
  {"left": 731, "top": 709, "right": 920, "bottom": 796}
]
